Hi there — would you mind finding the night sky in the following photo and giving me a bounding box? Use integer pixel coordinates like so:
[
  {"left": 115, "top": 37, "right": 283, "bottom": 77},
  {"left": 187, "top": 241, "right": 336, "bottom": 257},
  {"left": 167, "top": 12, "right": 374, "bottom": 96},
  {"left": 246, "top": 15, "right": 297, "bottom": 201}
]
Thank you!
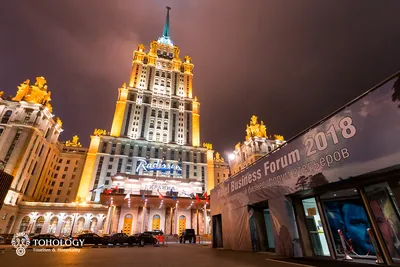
[{"left": 1, "top": 0, "right": 400, "bottom": 157}]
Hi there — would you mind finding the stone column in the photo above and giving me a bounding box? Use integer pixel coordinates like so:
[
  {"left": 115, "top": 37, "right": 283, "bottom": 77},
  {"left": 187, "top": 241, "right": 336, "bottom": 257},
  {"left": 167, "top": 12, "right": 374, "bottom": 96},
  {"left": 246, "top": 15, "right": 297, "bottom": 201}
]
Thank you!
[{"left": 165, "top": 208, "right": 172, "bottom": 235}]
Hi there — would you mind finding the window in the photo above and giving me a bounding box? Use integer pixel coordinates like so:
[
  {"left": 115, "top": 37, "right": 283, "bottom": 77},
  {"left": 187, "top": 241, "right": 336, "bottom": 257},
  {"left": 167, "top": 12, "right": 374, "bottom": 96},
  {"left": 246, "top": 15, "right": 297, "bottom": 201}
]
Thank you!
[
  {"left": 62, "top": 174, "right": 66, "bottom": 179},
  {"left": 57, "top": 190, "right": 61, "bottom": 195},
  {"left": 64, "top": 167, "right": 68, "bottom": 171},
  {"left": 108, "top": 165, "right": 112, "bottom": 169},
  {"left": 158, "top": 111, "right": 162, "bottom": 118},
  {"left": 49, "top": 189, "right": 53, "bottom": 194},
  {"left": 66, "top": 160, "right": 70, "bottom": 164},
  {"left": 60, "top": 182, "right": 64, "bottom": 187},
  {"left": 1, "top": 110, "right": 12, "bottom": 123},
  {"left": 51, "top": 181, "right": 55, "bottom": 186}
]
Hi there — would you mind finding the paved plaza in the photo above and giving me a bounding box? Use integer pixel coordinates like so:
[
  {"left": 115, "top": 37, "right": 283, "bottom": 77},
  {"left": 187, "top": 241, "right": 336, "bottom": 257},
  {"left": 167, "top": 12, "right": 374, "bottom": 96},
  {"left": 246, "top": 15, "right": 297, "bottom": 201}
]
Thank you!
[{"left": 0, "top": 243, "right": 375, "bottom": 267}]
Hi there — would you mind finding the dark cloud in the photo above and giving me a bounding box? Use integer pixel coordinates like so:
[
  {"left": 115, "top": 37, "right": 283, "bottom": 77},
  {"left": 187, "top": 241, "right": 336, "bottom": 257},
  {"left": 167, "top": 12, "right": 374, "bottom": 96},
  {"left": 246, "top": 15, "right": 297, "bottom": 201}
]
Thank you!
[{"left": 1, "top": 0, "right": 400, "bottom": 157}]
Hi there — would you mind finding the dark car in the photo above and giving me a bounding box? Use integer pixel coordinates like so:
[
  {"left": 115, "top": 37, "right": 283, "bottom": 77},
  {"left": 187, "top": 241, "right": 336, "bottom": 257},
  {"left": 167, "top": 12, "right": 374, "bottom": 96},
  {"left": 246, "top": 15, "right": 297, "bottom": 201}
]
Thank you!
[
  {"left": 149, "top": 230, "right": 164, "bottom": 236},
  {"left": 30, "top": 234, "right": 60, "bottom": 245},
  {"left": 108, "top": 233, "right": 134, "bottom": 245},
  {"left": 76, "top": 233, "right": 102, "bottom": 245},
  {"left": 179, "top": 229, "right": 196, "bottom": 244},
  {"left": 131, "top": 232, "right": 157, "bottom": 246},
  {"left": 0, "top": 234, "right": 14, "bottom": 244}
]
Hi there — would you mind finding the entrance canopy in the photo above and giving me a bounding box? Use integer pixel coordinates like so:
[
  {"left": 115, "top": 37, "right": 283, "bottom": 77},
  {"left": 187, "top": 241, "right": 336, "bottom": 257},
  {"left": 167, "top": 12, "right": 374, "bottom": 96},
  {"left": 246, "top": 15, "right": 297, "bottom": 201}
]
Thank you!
[{"left": 100, "top": 193, "right": 208, "bottom": 210}]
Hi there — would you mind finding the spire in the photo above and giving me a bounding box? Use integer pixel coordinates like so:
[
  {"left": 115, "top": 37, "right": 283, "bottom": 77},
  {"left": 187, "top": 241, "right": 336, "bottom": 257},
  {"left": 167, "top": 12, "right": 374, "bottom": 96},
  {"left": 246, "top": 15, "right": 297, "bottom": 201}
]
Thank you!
[
  {"left": 157, "top": 6, "right": 173, "bottom": 46},
  {"left": 163, "top": 6, "right": 171, "bottom": 38}
]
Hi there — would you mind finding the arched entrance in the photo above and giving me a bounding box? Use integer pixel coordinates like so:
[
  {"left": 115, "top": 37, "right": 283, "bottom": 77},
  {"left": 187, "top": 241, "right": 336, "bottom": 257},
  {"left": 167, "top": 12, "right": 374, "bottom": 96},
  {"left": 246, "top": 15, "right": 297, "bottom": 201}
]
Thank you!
[
  {"left": 48, "top": 217, "right": 58, "bottom": 234},
  {"left": 75, "top": 217, "right": 85, "bottom": 234},
  {"left": 179, "top": 215, "right": 186, "bottom": 234},
  {"left": 5, "top": 215, "right": 14, "bottom": 234},
  {"left": 122, "top": 214, "right": 133, "bottom": 234},
  {"left": 89, "top": 217, "right": 98, "bottom": 233},
  {"left": 152, "top": 214, "right": 160, "bottom": 230},
  {"left": 19, "top": 216, "right": 30, "bottom": 232},
  {"left": 34, "top": 216, "right": 45, "bottom": 234},
  {"left": 61, "top": 217, "right": 72, "bottom": 236}
]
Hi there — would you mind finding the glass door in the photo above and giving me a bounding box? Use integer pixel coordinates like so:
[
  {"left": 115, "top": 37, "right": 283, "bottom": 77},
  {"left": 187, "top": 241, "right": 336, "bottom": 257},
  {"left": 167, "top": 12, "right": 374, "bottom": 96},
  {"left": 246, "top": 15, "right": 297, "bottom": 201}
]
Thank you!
[{"left": 302, "top": 197, "right": 331, "bottom": 256}]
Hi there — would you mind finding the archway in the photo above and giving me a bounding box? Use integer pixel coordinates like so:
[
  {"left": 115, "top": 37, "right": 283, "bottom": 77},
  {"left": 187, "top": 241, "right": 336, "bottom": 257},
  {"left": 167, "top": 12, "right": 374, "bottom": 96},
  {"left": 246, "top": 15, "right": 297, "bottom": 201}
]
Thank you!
[
  {"left": 34, "top": 216, "right": 45, "bottom": 234},
  {"left": 75, "top": 217, "right": 85, "bottom": 234},
  {"left": 18, "top": 216, "right": 30, "bottom": 232},
  {"left": 89, "top": 217, "right": 98, "bottom": 233},
  {"left": 179, "top": 215, "right": 186, "bottom": 234},
  {"left": 152, "top": 214, "right": 160, "bottom": 230},
  {"left": 122, "top": 214, "right": 133, "bottom": 234},
  {"left": 48, "top": 217, "right": 58, "bottom": 234},
  {"left": 61, "top": 217, "right": 72, "bottom": 236},
  {"left": 5, "top": 215, "right": 14, "bottom": 234}
]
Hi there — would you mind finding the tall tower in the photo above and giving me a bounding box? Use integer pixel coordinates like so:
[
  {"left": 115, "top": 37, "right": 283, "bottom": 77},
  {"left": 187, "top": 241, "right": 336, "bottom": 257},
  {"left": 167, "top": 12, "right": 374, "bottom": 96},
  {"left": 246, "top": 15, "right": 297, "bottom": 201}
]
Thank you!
[{"left": 77, "top": 7, "right": 209, "bottom": 202}]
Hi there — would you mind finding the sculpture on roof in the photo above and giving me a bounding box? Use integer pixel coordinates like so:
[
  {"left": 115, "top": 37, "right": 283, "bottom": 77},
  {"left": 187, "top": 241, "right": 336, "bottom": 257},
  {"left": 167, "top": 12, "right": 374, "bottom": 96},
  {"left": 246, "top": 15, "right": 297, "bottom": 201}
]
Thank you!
[
  {"left": 12, "top": 77, "right": 53, "bottom": 112},
  {"left": 214, "top": 152, "right": 225, "bottom": 163},
  {"left": 93, "top": 129, "right": 107, "bottom": 136},
  {"left": 66, "top": 135, "right": 82, "bottom": 147},
  {"left": 203, "top": 143, "right": 212, "bottom": 150},
  {"left": 246, "top": 115, "right": 267, "bottom": 140}
]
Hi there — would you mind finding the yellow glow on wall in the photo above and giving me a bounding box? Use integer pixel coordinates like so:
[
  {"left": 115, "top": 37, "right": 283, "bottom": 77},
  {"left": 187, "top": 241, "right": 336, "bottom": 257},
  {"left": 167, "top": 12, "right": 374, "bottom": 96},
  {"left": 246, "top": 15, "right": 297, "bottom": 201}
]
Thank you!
[
  {"left": 206, "top": 150, "right": 215, "bottom": 194},
  {"left": 76, "top": 136, "right": 100, "bottom": 201},
  {"left": 192, "top": 99, "right": 200, "bottom": 147},
  {"left": 110, "top": 87, "right": 128, "bottom": 137}
]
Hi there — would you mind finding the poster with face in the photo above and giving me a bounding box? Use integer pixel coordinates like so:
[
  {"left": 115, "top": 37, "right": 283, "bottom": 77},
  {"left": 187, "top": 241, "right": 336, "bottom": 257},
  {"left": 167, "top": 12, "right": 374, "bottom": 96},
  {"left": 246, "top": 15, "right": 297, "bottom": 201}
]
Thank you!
[{"left": 324, "top": 199, "right": 375, "bottom": 256}]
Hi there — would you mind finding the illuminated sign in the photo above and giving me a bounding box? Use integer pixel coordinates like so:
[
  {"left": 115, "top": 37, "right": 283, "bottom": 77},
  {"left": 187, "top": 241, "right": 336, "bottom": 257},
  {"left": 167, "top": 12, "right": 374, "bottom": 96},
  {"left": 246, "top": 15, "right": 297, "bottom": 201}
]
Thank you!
[{"left": 136, "top": 159, "right": 182, "bottom": 173}]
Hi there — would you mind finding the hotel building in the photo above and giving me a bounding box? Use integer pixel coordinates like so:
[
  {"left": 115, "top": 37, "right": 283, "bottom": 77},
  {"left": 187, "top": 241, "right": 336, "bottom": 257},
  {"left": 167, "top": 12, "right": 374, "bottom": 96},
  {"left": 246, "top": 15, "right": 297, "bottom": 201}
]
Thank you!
[{"left": 75, "top": 7, "right": 213, "bottom": 236}]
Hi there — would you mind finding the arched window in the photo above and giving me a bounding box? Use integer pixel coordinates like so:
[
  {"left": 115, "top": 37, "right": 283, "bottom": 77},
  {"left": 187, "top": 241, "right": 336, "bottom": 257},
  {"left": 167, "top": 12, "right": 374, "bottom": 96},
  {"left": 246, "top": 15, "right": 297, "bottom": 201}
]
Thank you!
[
  {"left": 151, "top": 109, "right": 156, "bottom": 117},
  {"left": 163, "top": 122, "right": 168, "bottom": 130},
  {"left": 61, "top": 217, "right": 72, "bottom": 236},
  {"left": 48, "top": 217, "right": 58, "bottom": 234},
  {"left": 1, "top": 110, "right": 12, "bottom": 124},
  {"left": 159, "top": 100, "right": 163, "bottom": 107},
  {"left": 161, "top": 72, "right": 165, "bottom": 78},
  {"left": 156, "top": 71, "right": 160, "bottom": 76},
  {"left": 155, "top": 79, "right": 159, "bottom": 85},
  {"left": 89, "top": 217, "right": 98, "bottom": 233},
  {"left": 164, "top": 113, "right": 169, "bottom": 119},
  {"left": 34, "top": 216, "right": 45, "bottom": 234},
  {"left": 156, "top": 132, "right": 160, "bottom": 142},
  {"left": 148, "top": 131, "right": 154, "bottom": 141},
  {"left": 163, "top": 133, "right": 168, "bottom": 143},
  {"left": 5, "top": 215, "right": 14, "bottom": 234},
  {"left": 75, "top": 217, "right": 85, "bottom": 234},
  {"left": 19, "top": 216, "right": 30, "bottom": 232},
  {"left": 157, "top": 121, "right": 161, "bottom": 129},
  {"left": 158, "top": 111, "right": 162, "bottom": 118}
]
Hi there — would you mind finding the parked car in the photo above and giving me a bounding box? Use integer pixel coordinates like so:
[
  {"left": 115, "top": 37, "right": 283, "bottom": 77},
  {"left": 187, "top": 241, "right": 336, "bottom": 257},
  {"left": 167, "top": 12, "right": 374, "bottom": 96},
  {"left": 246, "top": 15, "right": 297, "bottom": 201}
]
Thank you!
[
  {"left": 76, "top": 233, "right": 102, "bottom": 246},
  {"left": 0, "top": 234, "right": 13, "bottom": 244},
  {"left": 131, "top": 232, "right": 157, "bottom": 246},
  {"left": 149, "top": 230, "right": 164, "bottom": 236},
  {"left": 107, "top": 233, "right": 134, "bottom": 245},
  {"left": 179, "top": 229, "right": 196, "bottom": 244}
]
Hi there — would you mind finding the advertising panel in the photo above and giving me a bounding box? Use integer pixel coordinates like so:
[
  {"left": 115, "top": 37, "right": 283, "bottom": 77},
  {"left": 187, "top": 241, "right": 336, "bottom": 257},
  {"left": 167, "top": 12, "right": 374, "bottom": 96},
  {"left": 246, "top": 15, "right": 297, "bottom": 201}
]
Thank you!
[{"left": 212, "top": 72, "right": 400, "bottom": 210}]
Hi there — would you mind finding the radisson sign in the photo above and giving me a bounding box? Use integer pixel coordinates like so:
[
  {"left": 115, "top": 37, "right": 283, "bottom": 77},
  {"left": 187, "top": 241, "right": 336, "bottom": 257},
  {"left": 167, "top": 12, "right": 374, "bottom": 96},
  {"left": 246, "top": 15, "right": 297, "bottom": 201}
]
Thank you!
[{"left": 136, "top": 159, "right": 182, "bottom": 173}]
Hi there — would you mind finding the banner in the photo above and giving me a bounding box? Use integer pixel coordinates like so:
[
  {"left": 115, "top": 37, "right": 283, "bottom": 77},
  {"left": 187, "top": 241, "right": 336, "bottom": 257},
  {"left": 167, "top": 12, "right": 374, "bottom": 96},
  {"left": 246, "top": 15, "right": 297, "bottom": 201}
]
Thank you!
[{"left": 212, "top": 73, "right": 400, "bottom": 210}]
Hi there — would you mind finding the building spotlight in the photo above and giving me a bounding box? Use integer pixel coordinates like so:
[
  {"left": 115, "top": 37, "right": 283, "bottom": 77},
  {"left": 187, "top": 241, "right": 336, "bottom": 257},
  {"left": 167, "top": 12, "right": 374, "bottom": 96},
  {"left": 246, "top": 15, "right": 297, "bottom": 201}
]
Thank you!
[{"left": 228, "top": 153, "right": 235, "bottom": 161}]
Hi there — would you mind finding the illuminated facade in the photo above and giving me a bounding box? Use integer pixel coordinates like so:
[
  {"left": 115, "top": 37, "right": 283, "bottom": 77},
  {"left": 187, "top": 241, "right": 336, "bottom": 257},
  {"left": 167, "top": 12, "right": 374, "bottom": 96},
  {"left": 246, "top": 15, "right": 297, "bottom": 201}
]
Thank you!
[
  {"left": 0, "top": 79, "right": 95, "bottom": 235},
  {"left": 213, "top": 152, "right": 230, "bottom": 185},
  {"left": 76, "top": 7, "right": 212, "bottom": 236},
  {"left": 228, "top": 115, "right": 285, "bottom": 175}
]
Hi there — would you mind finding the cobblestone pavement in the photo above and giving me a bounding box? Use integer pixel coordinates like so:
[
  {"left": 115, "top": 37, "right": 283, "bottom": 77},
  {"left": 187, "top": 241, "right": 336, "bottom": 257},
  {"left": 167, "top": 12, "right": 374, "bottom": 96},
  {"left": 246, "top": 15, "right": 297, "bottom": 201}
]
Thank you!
[{"left": 0, "top": 243, "right": 313, "bottom": 267}]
